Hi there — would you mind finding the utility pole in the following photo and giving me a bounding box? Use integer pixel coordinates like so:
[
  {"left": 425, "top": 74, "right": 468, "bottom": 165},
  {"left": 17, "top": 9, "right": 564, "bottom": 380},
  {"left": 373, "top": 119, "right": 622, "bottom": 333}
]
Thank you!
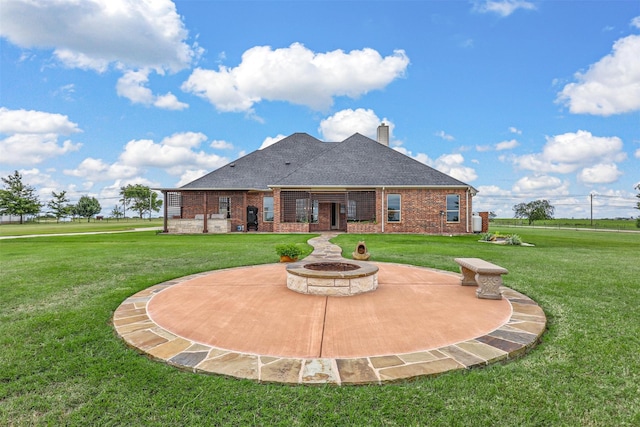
[{"left": 590, "top": 193, "right": 593, "bottom": 227}]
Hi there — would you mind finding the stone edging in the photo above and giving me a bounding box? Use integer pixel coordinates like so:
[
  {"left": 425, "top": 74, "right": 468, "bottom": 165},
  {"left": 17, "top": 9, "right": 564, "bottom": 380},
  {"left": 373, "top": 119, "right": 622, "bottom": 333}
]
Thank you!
[{"left": 112, "top": 263, "right": 546, "bottom": 385}]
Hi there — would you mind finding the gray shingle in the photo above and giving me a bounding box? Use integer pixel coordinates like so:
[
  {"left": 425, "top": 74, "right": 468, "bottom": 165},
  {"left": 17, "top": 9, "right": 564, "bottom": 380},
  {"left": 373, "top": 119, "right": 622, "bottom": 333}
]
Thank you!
[{"left": 178, "top": 132, "right": 473, "bottom": 190}]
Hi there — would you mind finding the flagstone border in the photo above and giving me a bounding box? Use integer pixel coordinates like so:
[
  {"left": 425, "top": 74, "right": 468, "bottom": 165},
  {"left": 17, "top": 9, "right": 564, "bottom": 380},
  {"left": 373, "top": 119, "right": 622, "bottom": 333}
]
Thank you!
[{"left": 113, "top": 263, "right": 546, "bottom": 385}]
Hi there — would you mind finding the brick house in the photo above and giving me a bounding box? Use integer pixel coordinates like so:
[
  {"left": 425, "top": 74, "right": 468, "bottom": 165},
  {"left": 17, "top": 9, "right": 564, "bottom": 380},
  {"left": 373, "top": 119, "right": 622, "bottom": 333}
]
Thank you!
[{"left": 159, "top": 125, "right": 477, "bottom": 234}]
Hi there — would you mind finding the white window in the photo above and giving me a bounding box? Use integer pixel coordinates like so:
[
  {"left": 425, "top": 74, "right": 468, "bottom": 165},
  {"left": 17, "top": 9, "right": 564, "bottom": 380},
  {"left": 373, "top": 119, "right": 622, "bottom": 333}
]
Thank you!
[
  {"left": 387, "top": 194, "right": 401, "bottom": 222},
  {"left": 446, "top": 194, "right": 460, "bottom": 222},
  {"left": 263, "top": 196, "right": 274, "bottom": 222},
  {"left": 347, "top": 199, "right": 357, "bottom": 221},
  {"left": 219, "top": 197, "right": 231, "bottom": 219},
  {"left": 295, "top": 199, "right": 318, "bottom": 223}
]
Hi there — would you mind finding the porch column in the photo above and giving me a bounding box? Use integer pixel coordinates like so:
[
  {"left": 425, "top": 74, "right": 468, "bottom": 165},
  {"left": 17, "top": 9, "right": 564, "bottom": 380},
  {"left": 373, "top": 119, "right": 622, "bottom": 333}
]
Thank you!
[
  {"left": 162, "top": 190, "right": 168, "bottom": 233},
  {"left": 273, "top": 188, "right": 281, "bottom": 232},
  {"left": 203, "top": 192, "right": 208, "bottom": 233},
  {"left": 243, "top": 192, "right": 247, "bottom": 232}
]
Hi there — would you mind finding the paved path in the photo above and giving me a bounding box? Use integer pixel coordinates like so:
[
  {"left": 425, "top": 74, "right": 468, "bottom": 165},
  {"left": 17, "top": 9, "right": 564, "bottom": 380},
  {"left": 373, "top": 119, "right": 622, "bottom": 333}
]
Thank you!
[
  {"left": 114, "top": 233, "right": 546, "bottom": 385},
  {"left": 0, "top": 227, "right": 162, "bottom": 240}
]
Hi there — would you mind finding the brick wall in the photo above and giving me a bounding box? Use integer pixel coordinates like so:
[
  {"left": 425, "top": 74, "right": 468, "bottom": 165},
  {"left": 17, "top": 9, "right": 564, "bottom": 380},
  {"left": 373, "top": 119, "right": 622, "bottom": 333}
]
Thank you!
[
  {"left": 173, "top": 187, "right": 473, "bottom": 234},
  {"left": 382, "top": 188, "right": 471, "bottom": 234},
  {"left": 347, "top": 221, "right": 381, "bottom": 233}
]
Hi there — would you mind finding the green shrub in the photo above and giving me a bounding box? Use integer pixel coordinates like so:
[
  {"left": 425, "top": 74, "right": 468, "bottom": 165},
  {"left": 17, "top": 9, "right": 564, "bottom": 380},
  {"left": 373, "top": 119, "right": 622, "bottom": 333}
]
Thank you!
[
  {"left": 480, "top": 232, "right": 495, "bottom": 241},
  {"left": 506, "top": 234, "right": 522, "bottom": 245},
  {"left": 275, "top": 243, "right": 303, "bottom": 258}
]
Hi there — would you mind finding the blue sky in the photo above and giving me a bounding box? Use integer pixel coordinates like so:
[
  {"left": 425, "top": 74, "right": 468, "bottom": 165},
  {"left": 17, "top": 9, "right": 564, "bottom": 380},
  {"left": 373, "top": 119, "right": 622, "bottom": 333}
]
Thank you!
[{"left": 1, "top": 0, "right": 639, "bottom": 218}]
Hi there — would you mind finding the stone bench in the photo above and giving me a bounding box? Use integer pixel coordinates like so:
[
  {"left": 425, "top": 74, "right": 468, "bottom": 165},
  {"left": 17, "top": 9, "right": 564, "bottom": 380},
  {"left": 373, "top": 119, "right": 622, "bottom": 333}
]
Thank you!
[{"left": 454, "top": 258, "right": 508, "bottom": 300}]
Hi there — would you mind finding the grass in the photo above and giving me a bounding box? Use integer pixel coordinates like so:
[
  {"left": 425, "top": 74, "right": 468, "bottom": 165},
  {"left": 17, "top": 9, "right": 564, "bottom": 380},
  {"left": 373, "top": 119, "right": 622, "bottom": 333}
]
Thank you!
[
  {"left": 491, "top": 217, "right": 638, "bottom": 230},
  {"left": 1, "top": 228, "right": 639, "bottom": 426},
  {"left": 0, "top": 218, "right": 163, "bottom": 236}
]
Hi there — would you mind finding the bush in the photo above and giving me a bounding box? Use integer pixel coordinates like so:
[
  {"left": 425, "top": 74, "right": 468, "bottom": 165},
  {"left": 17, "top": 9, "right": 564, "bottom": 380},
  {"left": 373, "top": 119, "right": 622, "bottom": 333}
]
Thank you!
[
  {"left": 275, "top": 243, "right": 303, "bottom": 258},
  {"left": 506, "top": 234, "right": 523, "bottom": 246},
  {"left": 480, "top": 232, "right": 522, "bottom": 245},
  {"left": 479, "top": 232, "right": 495, "bottom": 241}
]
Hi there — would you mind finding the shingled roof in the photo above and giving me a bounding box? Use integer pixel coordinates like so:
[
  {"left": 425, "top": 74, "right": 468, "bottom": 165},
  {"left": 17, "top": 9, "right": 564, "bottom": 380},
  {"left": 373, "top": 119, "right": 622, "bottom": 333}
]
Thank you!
[{"left": 178, "top": 132, "right": 475, "bottom": 191}]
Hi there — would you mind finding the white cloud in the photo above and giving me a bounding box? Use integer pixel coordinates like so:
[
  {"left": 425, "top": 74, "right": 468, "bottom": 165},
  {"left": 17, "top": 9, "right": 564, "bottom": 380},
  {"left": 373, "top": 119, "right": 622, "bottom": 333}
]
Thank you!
[
  {"left": 160, "top": 132, "right": 207, "bottom": 148},
  {"left": 393, "top": 145, "right": 477, "bottom": 182},
  {"left": 182, "top": 43, "right": 409, "bottom": 112},
  {"left": 0, "top": 107, "right": 80, "bottom": 134},
  {"left": 118, "top": 132, "right": 227, "bottom": 175},
  {"left": 259, "top": 135, "right": 287, "bottom": 150},
  {"left": 0, "top": 108, "right": 82, "bottom": 165},
  {"left": 63, "top": 132, "right": 227, "bottom": 182},
  {"left": 64, "top": 157, "right": 139, "bottom": 181},
  {"left": 153, "top": 92, "right": 188, "bottom": 111},
  {"left": 511, "top": 130, "right": 626, "bottom": 179},
  {"left": 557, "top": 34, "right": 640, "bottom": 116},
  {"left": 210, "top": 140, "right": 234, "bottom": 150},
  {"left": 433, "top": 153, "right": 478, "bottom": 182},
  {"left": 473, "top": 0, "right": 536, "bottom": 17},
  {"left": 511, "top": 176, "right": 571, "bottom": 198},
  {"left": 52, "top": 84, "right": 76, "bottom": 101},
  {"left": 476, "top": 185, "right": 511, "bottom": 196},
  {"left": 18, "top": 168, "right": 52, "bottom": 187},
  {"left": 495, "top": 139, "right": 519, "bottom": 151},
  {"left": 435, "top": 130, "right": 455, "bottom": 141},
  {"left": 635, "top": 148, "right": 640, "bottom": 159},
  {"left": 0, "top": 0, "right": 196, "bottom": 73},
  {"left": 509, "top": 127, "right": 522, "bottom": 134},
  {"left": 117, "top": 69, "right": 188, "bottom": 110},
  {"left": 318, "top": 109, "right": 392, "bottom": 142},
  {"left": 116, "top": 70, "right": 155, "bottom": 104},
  {"left": 577, "top": 163, "right": 623, "bottom": 184},
  {"left": 393, "top": 146, "right": 433, "bottom": 166},
  {"left": 176, "top": 170, "right": 208, "bottom": 187},
  {"left": 476, "top": 138, "right": 519, "bottom": 152},
  {"left": 54, "top": 49, "right": 110, "bottom": 73}
]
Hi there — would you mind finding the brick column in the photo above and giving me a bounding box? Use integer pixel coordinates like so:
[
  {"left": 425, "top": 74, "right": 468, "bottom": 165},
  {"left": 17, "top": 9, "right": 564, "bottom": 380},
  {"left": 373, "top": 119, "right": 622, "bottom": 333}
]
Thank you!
[{"left": 479, "top": 211, "right": 489, "bottom": 233}]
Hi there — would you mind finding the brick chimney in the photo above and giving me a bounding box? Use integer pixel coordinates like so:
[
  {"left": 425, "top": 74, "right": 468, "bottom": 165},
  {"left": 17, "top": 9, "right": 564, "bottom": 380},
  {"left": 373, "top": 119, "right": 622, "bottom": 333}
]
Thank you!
[{"left": 377, "top": 123, "right": 389, "bottom": 146}]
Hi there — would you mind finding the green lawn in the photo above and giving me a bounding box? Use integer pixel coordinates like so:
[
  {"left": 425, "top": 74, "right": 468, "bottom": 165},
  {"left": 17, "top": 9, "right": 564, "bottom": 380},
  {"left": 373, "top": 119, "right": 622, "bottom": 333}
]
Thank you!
[
  {"left": 1, "top": 229, "right": 639, "bottom": 426},
  {"left": 0, "top": 218, "right": 163, "bottom": 236},
  {"left": 491, "top": 217, "right": 638, "bottom": 230}
]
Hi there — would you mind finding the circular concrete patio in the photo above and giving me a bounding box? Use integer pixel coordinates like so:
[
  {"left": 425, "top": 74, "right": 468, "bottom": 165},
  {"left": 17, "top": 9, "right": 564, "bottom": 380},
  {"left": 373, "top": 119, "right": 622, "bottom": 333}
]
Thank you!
[{"left": 113, "top": 235, "right": 546, "bottom": 385}]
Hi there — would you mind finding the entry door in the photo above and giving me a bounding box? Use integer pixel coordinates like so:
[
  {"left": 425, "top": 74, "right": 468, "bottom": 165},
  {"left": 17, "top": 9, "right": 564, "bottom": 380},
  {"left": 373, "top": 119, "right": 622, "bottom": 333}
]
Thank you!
[{"left": 331, "top": 203, "right": 339, "bottom": 229}]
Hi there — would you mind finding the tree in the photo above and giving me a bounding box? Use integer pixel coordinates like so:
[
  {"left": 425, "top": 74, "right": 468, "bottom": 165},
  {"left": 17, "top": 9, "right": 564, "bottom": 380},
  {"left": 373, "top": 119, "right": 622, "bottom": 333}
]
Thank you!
[
  {"left": 75, "top": 196, "right": 101, "bottom": 222},
  {"left": 111, "top": 204, "right": 124, "bottom": 220},
  {"left": 119, "top": 184, "right": 162, "bottom": 219},
  {"left": 635, "top": 184, "right": 640, "bottom": 228},
  {"left": 0, "top": 170, "right": 42, "bottom": 224},
  {"left": 47, "top": 191, "right": 72, "bottom": 222},
  {"left": 513, "top": 199, "right": 555, "bottom": 225}
]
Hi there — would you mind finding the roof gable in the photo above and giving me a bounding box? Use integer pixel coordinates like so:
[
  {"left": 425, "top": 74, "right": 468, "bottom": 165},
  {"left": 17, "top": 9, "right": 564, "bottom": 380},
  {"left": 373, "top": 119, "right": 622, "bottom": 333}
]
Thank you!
[
  {"left": 179, "top": 132, "right": 472, "bottom": 190},
  {"left": 274, "top": 133, "right": 469, "bottom": 187},
  {"left": 180, "top": 133, "right": 331, "bottom": 190}
]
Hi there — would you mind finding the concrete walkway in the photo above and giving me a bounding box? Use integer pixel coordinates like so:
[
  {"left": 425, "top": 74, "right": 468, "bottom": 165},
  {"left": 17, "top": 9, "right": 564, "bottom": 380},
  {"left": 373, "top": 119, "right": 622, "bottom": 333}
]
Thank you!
[
  {"left": 0, "top": 227, "right": 162, "bottom": 240},
  {"left": 114, "top": 234, "right": 546, "bottom": 385}
]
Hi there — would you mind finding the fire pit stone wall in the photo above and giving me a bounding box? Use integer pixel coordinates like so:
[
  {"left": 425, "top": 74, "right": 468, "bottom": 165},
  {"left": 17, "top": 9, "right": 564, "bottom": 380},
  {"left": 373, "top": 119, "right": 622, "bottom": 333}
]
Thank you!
[{"left": 286, "top": 260, "right": 378, "bottom": 296}]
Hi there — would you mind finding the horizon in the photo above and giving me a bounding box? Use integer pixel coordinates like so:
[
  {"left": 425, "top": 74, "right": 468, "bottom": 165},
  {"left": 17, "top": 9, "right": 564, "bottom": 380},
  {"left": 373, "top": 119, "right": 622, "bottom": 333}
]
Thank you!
[{"left": 1, "top": 0, "right": 638, "bottom": 219}]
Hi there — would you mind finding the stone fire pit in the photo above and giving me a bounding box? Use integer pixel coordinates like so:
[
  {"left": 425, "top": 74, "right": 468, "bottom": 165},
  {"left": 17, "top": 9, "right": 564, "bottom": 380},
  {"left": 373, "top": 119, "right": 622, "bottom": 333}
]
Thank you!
[{"left": 286, "top": 260, "right": 378, "bottom": 296}]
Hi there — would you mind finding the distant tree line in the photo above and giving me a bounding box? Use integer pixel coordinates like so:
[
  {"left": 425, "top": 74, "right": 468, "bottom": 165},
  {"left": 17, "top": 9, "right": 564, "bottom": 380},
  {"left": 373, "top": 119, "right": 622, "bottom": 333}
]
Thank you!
[{"left": 0, "top": 170, "right": 162, "bottom": 224}]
